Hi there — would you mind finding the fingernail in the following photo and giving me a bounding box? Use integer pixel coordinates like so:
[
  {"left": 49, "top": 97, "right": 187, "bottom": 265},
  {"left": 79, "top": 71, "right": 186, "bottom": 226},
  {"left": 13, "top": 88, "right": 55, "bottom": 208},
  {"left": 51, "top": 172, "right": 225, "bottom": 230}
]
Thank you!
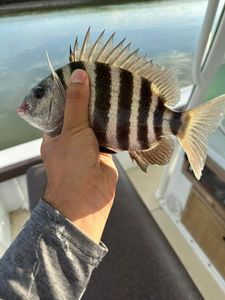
[{"left": 71, "top": 69, "right": 86, "bottom": 83}]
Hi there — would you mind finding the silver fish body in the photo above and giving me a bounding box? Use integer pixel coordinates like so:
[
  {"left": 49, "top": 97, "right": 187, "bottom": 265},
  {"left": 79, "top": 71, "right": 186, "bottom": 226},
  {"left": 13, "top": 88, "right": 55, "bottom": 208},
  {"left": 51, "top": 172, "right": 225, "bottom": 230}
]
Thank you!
[{"left": 18, "top": 28, "right": 225, "bottom": 179}]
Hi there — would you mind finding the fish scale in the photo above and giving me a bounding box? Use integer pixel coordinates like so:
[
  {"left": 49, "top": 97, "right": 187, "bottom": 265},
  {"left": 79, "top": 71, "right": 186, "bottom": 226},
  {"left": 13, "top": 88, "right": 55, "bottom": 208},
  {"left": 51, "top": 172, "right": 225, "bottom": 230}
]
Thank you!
[{"left": 18, "top": 28, "right": 225, "bottom": 180}]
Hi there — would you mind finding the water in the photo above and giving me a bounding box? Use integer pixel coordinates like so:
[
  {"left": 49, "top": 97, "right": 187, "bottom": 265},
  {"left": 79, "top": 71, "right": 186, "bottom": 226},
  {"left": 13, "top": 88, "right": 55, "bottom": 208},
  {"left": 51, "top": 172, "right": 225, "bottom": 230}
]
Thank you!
[{"left": 0, "top": 0, "right": 207, "bottom": 150}]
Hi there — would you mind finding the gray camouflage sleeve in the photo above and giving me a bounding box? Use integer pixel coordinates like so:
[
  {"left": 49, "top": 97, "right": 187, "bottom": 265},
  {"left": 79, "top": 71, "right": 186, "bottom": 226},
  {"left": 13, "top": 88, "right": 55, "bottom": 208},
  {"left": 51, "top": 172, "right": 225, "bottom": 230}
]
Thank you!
[{"left": 0, "top": 199, "right": 108, "bottom": 300}]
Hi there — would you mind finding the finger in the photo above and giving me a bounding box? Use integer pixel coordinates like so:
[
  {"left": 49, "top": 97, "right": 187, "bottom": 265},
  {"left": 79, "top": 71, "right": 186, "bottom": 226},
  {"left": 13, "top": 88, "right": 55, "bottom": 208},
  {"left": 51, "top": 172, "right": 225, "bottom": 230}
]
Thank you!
[
  {"left": 99, "top": 153, "right": 112, "bottom": 160},
  {"left": 63, "top": 69, "right": 90, "bottom": 133},
  {"left": 99, "top": 153, "right": 113, "bottom": 166}
]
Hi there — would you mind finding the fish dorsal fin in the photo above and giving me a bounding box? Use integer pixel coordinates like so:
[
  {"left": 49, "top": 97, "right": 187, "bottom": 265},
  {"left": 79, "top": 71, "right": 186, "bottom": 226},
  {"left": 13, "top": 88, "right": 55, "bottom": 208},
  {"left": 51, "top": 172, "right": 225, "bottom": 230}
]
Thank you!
[
  {"left": 120, "top": 48, "right": 139, "bottom": 69},
  {"left": 96, "top": 32, "right": 115, "bottom": 62},
  {"left": 88, "top": 30, "right": 105, "bottom": 62},
  {"left": 69, "top": 45, "right": 74, "bottom": 62},
  {"left": 129, "top": 137, "right": 174, "bottom": 171},
  {"left": 69, "top": 36, "right": 79, "bottom": 62},
  {"left": 69, "top": 28, "right": 180, "bottom": 107},
  {"left": 73, "top": 37, "right": 79, "bottom": 61},
  {"left": 80, "top": 26, "right": 91, "bottom": 61},
  {"left": 105, "top": 38, "right": 126, "bottom": 64},
  {"left": 126, "top": 54, "right": 143, "bottom": 72},
  {"left": 149, "top": 67, "right": 180, "bottom": 108},
  {"left": 46, "top": 51, "right": 66, "bottom": 109},
  {"left": 110, "top": 42, "right": 131, "bottom": 66}
]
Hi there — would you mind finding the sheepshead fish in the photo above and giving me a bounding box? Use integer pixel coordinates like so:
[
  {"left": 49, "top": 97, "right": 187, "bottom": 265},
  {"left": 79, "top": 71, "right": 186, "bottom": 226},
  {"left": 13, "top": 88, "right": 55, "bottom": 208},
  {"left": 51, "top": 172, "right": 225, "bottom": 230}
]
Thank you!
[{"left": 18, "top": 28, "right": 225, "bottom": 180}]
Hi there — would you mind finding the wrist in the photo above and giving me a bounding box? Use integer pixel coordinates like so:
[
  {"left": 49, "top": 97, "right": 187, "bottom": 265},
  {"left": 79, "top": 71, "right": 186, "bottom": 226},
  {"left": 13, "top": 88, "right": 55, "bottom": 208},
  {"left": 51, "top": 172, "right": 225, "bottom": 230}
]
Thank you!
[{"left": 43, "top": 189, "right": 114, "bottom": 244}]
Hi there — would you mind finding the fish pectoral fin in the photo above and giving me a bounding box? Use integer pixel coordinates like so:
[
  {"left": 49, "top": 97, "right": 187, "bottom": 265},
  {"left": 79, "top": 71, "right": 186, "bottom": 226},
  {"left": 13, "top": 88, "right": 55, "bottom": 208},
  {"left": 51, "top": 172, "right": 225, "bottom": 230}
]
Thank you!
[{"left": 129, "top": 137, "right": 174, "bottom": 172}]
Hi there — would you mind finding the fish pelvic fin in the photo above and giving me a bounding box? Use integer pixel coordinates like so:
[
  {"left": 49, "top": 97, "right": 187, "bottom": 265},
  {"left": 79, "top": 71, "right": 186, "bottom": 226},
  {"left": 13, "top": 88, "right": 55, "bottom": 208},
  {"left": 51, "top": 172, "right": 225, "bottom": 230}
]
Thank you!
[
  {"left": 129, "top": 150, "right": 148, "bottom": 173},
  {"left": 177, "top": 94, "right": 225, "bottom": 180}
]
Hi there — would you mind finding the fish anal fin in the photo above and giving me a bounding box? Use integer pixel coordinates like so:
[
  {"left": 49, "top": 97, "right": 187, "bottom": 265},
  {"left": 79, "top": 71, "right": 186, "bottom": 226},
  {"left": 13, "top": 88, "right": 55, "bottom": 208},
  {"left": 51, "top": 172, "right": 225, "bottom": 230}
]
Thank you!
[
  {"left": 139, "top": 137, "right": 174, "bottom": 165},
  {"left": 129, "top": 137, "right": 174, "bottom": 172}
]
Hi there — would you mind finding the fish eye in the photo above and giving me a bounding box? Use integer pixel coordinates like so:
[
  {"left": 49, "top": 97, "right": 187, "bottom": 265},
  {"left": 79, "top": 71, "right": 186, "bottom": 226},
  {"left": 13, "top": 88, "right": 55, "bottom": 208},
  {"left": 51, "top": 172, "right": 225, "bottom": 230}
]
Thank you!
[{"left": 32, "top": 87, "right": 44, "bottom": 99}]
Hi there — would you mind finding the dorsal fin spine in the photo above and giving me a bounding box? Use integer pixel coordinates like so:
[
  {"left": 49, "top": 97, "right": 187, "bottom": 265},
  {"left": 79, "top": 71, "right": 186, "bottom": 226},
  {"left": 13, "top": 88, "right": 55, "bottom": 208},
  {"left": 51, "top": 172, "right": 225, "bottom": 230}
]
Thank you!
[
  {"left": 80, "top": 27, "right": 91, "bottom": 61},
  {"left": 133, "top": 61, "right": 146, "bottom": 73},
  {"left": 111, "top": 42, "right": 131, "bottom": 65},
  {"left": 128, "top": 56, "right": 143, "bottom": 71},
  {"left": 136, "top": 61, "right": 152, "bottom": 74},
  {"left": 96, "top": 32, "right": 115, "bottom": 61},
  {"left": 69, "top": 45, "right": 74, "bottom": 62},
  {"left": 73, "top": 37, "right": 79, "bottom": 61},
  {"left": 105, "top": 38, "right": 126, "bottom": 63},
  {"left": 120, "top": 48, "right": 139, "bottom": 68},
  {"left": 88, "top": 29, "right": 105, "bottom": 61},
  {"left": 126, "top": 57, "right": 140, "bottom": 71},
  {"left": 46, "top": 50, "right": 56, "bottom": 78}
]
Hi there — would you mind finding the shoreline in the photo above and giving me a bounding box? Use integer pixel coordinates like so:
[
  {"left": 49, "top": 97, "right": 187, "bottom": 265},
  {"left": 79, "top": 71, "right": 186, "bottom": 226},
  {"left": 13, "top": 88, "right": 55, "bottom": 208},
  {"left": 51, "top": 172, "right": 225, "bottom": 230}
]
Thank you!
[{"left": 0, "top": 0, "right": 146, "bottom": 15}]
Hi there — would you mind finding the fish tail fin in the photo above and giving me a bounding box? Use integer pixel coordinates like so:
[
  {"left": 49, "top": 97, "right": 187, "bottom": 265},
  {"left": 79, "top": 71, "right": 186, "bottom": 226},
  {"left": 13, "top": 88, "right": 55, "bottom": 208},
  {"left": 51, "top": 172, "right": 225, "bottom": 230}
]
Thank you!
[{"left": 177, "top": 94, "right": 225, "bottom": 180}]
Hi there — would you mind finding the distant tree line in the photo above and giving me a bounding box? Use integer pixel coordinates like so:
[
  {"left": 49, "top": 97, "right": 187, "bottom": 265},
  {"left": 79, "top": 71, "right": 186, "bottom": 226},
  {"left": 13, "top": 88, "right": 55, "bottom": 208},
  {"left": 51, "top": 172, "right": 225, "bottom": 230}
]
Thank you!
[
  {"left": 0, "top": 0, "right": 154, "bottom": 5},
  {"left": 0, "top": 0, "right": 42, "bottom": 3},
  {"left": 1, "top": 0, "right": 155, "bottom": 5}
]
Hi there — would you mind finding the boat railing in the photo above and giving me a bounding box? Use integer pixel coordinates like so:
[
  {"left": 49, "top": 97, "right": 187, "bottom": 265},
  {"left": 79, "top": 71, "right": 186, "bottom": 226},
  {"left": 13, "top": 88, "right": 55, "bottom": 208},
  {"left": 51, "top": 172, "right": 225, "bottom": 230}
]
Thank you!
[{"left": 188, "top": 0, "right": 225, "bottom": 110}]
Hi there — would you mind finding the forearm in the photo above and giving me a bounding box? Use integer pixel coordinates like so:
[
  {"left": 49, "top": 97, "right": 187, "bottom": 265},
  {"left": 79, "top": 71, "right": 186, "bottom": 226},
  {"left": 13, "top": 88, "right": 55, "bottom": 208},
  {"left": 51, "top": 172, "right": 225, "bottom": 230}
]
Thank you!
[{"left": 0, "top": 200, "right": 107, "bottom": 300}]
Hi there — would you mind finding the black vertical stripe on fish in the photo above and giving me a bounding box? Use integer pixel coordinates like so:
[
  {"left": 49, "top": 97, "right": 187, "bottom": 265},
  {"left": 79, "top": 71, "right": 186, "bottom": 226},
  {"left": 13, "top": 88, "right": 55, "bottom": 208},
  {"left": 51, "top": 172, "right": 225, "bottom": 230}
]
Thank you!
[
  {"left": 170, "top": 111, "right": 182, "bottom": 135},
  {"left": 69, "top": 61, "right": 86, "bottom": 73},
  {"left": 55, "top": 62, "right": 85, "bottom": 89},
  {"left": 154, "top": 96, "right": 165, "bottom": 140},
  {"left": 55, "top": 67, "right": 67, "bottom": 89},
  {"left": 92, "top": 62, "right": 111, "bottom": 146},
  {"left": 137, "top": 78, "right": 152, "bottom": 149},
  {"left": 117, "top": 69, "right": 133, "bottom": 150}
]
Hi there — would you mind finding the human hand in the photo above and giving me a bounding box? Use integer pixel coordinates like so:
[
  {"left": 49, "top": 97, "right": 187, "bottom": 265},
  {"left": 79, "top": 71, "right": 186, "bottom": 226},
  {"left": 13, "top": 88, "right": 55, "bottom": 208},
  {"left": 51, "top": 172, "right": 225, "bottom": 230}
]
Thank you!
[{"left": 41, "top": 69, "right": 118, "bottom": 244}]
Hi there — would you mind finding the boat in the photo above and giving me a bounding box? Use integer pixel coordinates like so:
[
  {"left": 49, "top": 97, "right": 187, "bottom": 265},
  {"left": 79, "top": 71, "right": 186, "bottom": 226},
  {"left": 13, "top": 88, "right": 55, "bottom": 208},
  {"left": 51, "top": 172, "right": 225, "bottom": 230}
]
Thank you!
[{"left": 0, "top": 0, "right": 225, "bottom": 299}]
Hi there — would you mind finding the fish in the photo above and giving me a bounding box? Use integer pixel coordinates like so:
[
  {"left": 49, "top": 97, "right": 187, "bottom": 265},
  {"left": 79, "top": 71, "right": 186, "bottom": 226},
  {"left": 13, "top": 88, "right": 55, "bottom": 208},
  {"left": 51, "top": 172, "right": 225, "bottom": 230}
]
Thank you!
[{"left": 17, "top": 27, "right": 225, "bottom": 180}]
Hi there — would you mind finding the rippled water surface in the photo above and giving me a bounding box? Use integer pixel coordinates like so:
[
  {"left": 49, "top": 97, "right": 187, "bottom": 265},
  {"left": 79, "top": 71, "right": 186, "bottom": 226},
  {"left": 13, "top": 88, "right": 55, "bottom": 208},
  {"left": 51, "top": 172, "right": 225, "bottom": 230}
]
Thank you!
[{"left": 0, "top": 0, "right": 207, "bottom": 149}]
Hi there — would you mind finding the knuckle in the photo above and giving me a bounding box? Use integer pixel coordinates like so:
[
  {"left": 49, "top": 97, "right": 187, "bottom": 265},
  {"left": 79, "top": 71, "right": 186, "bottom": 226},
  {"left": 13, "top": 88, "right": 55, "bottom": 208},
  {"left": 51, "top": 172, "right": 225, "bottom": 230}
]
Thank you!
[{"left": 67, "top": 85, "right": 84, "bottom": 100}]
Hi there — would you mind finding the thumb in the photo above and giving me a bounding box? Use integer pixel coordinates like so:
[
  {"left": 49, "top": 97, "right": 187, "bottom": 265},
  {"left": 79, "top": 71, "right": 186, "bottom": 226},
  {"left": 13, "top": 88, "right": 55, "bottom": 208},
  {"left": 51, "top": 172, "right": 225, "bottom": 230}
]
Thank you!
[{"left": 63, "top": 69, "right": 90, "bottom": 133}]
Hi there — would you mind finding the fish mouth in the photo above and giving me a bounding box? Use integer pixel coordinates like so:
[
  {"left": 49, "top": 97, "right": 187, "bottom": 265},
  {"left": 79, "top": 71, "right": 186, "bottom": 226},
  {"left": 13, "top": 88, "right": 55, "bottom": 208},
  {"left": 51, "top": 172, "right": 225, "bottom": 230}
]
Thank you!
[
  {"left": 17, "top": 102, "right": 29, "bottom": 116},
  {"left": 17, "top": 108, "right": 27, "bottom": 115}
]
